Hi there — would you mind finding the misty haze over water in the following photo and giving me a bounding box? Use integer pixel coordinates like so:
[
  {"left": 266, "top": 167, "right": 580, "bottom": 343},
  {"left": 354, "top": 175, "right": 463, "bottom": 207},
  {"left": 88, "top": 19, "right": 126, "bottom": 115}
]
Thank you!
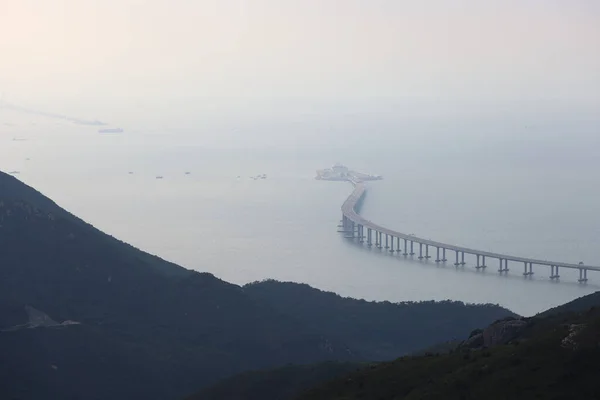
[
  {"left": 1, "top": 0, "right": 599, "bottom": 316},
  {"left": 1, "top": 106, "right": 599, "bottom": 316}
]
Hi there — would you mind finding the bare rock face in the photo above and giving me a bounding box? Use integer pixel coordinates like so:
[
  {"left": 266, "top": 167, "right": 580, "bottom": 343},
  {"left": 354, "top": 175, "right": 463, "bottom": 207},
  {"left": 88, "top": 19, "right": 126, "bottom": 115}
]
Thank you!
[
  {"left": 561, "top": 324, "right": 587, "bottom": 350},
  {"left": 25, "top": 305, "right": 60, "bottom": 328},
  {"left": 1, "top": 306, "right": 81, "bottom": 332},
  {"left": 462, "top": 332, "right": 484, "bottom": 349},
  {"left": 482, "top": 319, "right": 528, "bottom": 347}
]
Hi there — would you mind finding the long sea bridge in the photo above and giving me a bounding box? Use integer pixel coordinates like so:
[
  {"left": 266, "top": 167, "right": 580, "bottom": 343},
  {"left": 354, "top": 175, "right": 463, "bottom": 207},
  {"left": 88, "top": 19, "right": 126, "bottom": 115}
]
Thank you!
[{"left": 327, "top": 168, "right": 597, "bottom": 283}]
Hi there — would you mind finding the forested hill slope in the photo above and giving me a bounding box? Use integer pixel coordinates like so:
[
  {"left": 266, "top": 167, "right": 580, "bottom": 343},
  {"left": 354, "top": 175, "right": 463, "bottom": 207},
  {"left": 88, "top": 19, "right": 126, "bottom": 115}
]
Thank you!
[
  {"left": 0, "top": 170, "right": 190, "bottom": 278},
  {"left": 0, "top": 171, "right": 354, "bottom": 399},
  {"left": 297, "top": 297, "right": 600, "bottom": 400},
  {"left": 244, "top": 280, "right": 517, "bottom": 360},
  {"left": 0, "top": 171, "right": 516, "bottom": 400}
]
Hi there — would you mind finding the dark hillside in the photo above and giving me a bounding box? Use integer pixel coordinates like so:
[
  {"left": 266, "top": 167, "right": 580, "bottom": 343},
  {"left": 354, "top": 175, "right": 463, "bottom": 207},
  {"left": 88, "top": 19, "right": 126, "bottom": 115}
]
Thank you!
[
  {"left": 297, "top": 305, "right": 600, "bottom": 400},
  {"left": 0, "top": 171, "right": 190, "bottom": 278},
  {"left": 186, "top": 362, "right": 367, "bottom": 400},
  {"left": 0, "top": 172, "right": 354, "bottom": 399},
  {"left": 536, "top": 291, "right": 600, "bottom": 318},
  {"left": 0, "top": 171, "right": 519, "bottom": 399},
  {"left": 244, "top": 280, "right": 517, "bottom": 360}
]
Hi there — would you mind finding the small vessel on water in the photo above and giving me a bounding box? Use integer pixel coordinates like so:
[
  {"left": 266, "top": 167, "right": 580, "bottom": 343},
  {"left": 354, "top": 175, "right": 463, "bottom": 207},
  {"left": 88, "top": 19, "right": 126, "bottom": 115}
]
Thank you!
[{"left": 155, "top": 176, "right": 164, "bottom": 179}]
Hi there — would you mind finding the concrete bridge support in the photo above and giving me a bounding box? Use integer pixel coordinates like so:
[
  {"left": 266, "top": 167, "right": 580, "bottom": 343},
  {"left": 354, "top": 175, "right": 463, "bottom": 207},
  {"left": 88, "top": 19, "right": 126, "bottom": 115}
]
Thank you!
[
  {"left": 403, "top": 239, "right": 408, "bottom": 256},
  {"left": 523, "top": 262, "right": 534, "bottom": 276},
  {"left": 454, "top": 250, "right": 460, "bottom": 266},
  {"left": 498, "top": 259, "right": 509, "bottom": 273},
  {"left": 418, "top": 243, "right": 423, "bottom": 259},
  {"left": 475, "top": 255, "right": 487, "bottom": 269},
  {"left": 390, "top": 237, "right": 395, "bottom": 253},
  {"left": 460, "top": 252, "right": 465, "bottom": 265},
  {"left": 367, "top": 228, "right": 372, "bottom": 247},
  {"left": 425, "top": 245, "right": 431, "bottom": 259},
  {"left": 385, "top": 234, "right": 389, "bottom": 250},
  {"left": 550, "top": 265, "right": 560, "bottom": 280},
  {"left": 396, "top": 237, "right": 401, "bottom": 253},
  {"left": 442, "top": 248, "right": 447, "bottom": 262},
  {"left": 435, "top": 247, "right": 440, "bottom": 262},
  {"left": 579, "top": 268, "right": 588, "bottom": 283},
  {"left": 410, "top": 241, "right": 415, "bottom": 256}
]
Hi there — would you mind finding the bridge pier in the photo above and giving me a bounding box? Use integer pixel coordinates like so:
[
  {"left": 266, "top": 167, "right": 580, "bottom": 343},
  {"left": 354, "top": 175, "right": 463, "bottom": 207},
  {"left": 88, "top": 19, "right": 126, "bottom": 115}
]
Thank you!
[
  {"left": 344, "top": 221, "right": 355, "bottom": 239},
  {"left": 344, "top": 219, "right": 356, "bottom": 238},
  {"left": 338, "top": 216, "right": 347, "bottom": 233},
  {"left": 336, "top": 182, "right": 598, "bottom": 286},
  {"left": 523, "top": 262, "right": 534, "bottom": 276}
]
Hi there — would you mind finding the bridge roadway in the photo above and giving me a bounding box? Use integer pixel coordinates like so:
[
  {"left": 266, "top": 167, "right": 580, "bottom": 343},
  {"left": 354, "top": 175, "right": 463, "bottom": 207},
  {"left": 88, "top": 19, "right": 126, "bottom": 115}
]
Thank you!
[{"left": 340, "top": 180, "right": 598, "bottom": 282}]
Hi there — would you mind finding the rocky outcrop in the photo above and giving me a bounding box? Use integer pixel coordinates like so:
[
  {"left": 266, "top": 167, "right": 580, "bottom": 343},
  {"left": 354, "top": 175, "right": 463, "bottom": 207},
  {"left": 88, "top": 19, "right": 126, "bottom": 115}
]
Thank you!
[
  {"left": 1, "top": 306, "right": 81, "bottom": 332},
  {"left": 461, "top": 319, "right": 528, "bottom": 349},
  {"left": 482, "top": 319, "right": 528, "bottom": 347},
  {"left": 561, "top": 324, "right": 587, "bottom": 350}
]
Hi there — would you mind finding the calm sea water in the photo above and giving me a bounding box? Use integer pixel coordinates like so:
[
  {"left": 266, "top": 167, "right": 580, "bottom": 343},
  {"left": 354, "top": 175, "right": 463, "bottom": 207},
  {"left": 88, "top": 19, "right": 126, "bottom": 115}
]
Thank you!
[{"left": 2, "top": 113, "right": 599, "bottom": 316}]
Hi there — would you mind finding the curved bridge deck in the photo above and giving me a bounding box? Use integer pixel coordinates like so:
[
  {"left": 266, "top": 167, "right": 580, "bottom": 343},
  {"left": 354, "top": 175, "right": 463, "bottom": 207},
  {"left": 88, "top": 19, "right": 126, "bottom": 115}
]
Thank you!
[{"left": 340, "top": 180, "right": 598, "bottom": 282}]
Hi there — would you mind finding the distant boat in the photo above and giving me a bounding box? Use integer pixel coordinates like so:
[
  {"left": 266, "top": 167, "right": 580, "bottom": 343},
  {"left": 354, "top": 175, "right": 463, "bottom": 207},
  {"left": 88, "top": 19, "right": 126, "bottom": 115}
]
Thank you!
[
  {"left": 156, "top": 176, "right": 164, "bottom": 179},
  {"left": 98, "top": 128, "right": 123, "bottom": 134},
  {"left": 185, "top": 172, "right": 191, "bottom": 175}
]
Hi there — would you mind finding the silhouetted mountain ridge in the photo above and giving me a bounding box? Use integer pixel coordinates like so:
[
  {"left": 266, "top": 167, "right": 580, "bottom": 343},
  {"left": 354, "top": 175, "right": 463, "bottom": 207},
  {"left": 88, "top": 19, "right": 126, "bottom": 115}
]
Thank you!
[
  {"left": 0, "top": 171, "right": 516, "bottom": 399},
  {"left": 194, "top": 292, "right": 600, "bottom": 400},
  {"left": 296, "top": 300, "right": 600, "bottom": 400}
]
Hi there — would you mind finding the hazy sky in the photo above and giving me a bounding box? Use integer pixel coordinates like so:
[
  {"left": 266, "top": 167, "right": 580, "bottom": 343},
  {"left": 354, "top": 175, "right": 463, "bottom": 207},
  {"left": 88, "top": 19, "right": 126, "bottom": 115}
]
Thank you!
[{"left": 1, "top": 0, "right": 599, "bottom": 129}]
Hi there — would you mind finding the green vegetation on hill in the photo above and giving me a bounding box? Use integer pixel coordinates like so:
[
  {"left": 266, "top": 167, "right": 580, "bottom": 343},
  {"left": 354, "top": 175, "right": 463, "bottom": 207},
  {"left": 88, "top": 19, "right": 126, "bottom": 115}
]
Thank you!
[
  {"left": 0, "top": 171, "right": 517, "bottom": 399},
  {"left": 297, "top": 303, "right": 600, "bottom": 400},
  {"left": 244, "top": 280, "right": 517, "bottom": 360},
  {"left": 186, "top": 362, "right": 368, "bottom": 400},
  {"left": 537, "top": 291, "right": 600, "bottom": 318}
]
